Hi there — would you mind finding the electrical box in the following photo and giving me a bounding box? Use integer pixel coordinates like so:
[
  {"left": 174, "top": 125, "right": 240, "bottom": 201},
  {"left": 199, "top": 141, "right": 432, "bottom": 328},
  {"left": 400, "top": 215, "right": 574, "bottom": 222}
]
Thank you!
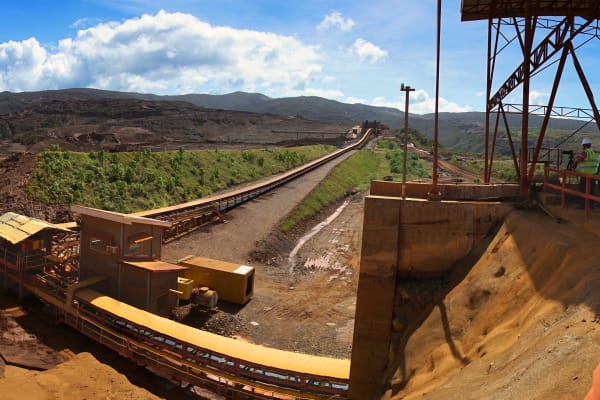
[
  {"left": 177, "top": 255, "right": 254, "bottom": 305},
  {"left": 177, "top": 277, "right": 195, "bottom": 301}
]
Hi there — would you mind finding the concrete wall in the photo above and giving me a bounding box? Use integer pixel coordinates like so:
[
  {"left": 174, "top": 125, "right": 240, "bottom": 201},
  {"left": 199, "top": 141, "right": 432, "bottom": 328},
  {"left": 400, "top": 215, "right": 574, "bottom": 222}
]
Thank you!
[
  {"left": 370, "top": 181, "right": 520, "bottom": 200},
  {"left": 349, "top": 196, "right": 401, "bottom": 398},
  {"left": 349, "top": 182, "right": 513, "bottom": 399},
  {"left": 396, "top": 199, "right": 509, "bottom": 277}
]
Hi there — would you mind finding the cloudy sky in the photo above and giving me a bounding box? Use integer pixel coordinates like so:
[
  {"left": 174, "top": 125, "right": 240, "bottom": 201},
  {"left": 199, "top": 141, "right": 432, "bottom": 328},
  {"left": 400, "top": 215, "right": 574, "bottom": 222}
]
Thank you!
[{"left": 1, "top": 1, "right": 599, "bottom": 114}]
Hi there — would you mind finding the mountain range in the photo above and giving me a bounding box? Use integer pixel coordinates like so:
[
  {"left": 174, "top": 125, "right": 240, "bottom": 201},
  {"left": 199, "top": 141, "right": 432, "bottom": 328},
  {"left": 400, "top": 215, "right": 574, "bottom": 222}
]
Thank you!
[{"left": 1, "top": 88, "right": 597, "bottom": 154}]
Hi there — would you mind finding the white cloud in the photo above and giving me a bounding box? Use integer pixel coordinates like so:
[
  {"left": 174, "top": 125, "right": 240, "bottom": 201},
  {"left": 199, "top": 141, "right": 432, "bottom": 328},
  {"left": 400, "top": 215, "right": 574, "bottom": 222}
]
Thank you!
[
  {"left": 281, "top": 87, "right": 345, "bottom": 99},
  {"left": 0, "top": 10, "right": 323, "bottom": 95},
  {"left": 371, "top": 90, "right": 471, "bottom": 114},
  {"left": 345, "top": 96, "right": 366, "bottom": 104},
  {"left": 352, "top": 39, "right": 387, "bottom": 63},
  {"left": 529, "top": 90, "right": 549, "bottom": 105},
  {"left": 70, "top": 17, "right": 102, "bottom": 29},
  {"left": 317, "top": 12, "right": 355, "bottom": 32}
]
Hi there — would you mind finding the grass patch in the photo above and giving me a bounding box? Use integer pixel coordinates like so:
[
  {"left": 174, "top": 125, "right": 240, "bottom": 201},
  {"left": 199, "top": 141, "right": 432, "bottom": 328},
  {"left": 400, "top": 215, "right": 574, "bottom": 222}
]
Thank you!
[
  {"left": 279, "top": 149, "right": 378, "bottom": 233},
  {"left": 279, "top": 139, "right": 430, "bottom": 233},
  {"left": 374, "top": 139, "right": 430, "bottom": 181},
  {"left": 28, "top": 145, "right": 335, "bottom": 213},
  {"left": 451, "top": 156, "right": 522, "bottom": 182}
]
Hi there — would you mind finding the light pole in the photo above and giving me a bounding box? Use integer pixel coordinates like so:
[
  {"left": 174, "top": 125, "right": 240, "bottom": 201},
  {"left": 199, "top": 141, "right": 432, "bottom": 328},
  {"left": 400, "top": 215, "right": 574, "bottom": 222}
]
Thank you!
[{"left": 400, "top": 83, "right": 415, "bottom": 200}]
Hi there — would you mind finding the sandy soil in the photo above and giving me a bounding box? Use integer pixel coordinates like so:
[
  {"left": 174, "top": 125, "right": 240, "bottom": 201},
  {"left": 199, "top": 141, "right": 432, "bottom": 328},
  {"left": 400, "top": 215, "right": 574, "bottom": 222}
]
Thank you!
[
  {"left": 0, "top": 146, "right": 364, "bottom": 398},
  {"left": 0, "top": 352, "right": 162, "bottom": 400},
  {"left": 393, "top": 208, "right": 600, "bottom": 399},
  {"left": 3, "top": 139, "right": 598, "bottom": 399},
  {"left": 162, "top": 149, "right": 360, "bottom": 358}
]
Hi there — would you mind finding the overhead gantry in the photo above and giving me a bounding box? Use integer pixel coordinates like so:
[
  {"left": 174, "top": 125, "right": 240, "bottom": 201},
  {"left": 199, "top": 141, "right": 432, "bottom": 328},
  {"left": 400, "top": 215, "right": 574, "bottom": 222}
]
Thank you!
[{"left": 461, "top": 0, "right": 600, "bottom": 195}]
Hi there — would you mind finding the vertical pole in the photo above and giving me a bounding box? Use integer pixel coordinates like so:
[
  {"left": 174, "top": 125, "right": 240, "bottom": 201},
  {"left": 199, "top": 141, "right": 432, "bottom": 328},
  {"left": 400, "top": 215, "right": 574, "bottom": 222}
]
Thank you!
[
  {"left": 521, "top": 14, "right": 532, "bottom": 197},
  {"left": 500, "top": 104, "right": 520, "bottom": 178},
  {"left": 433, "top": 0, "right": 441, "bottom": 188},
  {"left": 528, "top": 45, "right": 569, "bottom": 181},
  {"left": 401, "top": 84, "right": 415, "bottom": 200},
  {"left": 402, "top": 90, "right": 409, "bottom": 200},
  {"left": 484, "top": 17, "right": 492, "bottom": 184}
]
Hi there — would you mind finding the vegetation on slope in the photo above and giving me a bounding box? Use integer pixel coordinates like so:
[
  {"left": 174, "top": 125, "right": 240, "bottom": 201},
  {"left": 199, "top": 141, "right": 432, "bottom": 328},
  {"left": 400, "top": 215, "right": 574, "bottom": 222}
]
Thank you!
[
  {"left": 28, "top": 144, "right": 334, "bottom": 213},
  {"left": 374, "top": 139, "right": 429, "bottom": 180},
  {"left": 451, "top": 156, "right": 545, "bottom": 183},
  {"left": 279, "top": 139, "right": 429, "bottom": 232}
]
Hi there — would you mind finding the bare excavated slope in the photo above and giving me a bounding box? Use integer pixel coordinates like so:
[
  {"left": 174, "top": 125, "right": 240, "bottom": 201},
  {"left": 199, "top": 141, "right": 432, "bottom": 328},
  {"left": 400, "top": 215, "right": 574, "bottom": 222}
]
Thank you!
[
  {"left": 0, "top": 352, "right": 161, "bottom": 400},
  {"left": 0, "top": 96, "right": 348, "bottom": 160},
  {"left": 395, "top": 209, "right": 600, "bottom": 399}
]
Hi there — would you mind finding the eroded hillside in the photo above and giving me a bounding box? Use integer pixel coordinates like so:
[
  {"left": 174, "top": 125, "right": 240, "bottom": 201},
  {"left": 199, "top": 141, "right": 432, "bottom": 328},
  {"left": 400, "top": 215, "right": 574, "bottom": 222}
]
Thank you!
[
  {"left": 395, "top": 209, "right": 600, "bottom": 399},
  {"left": 0, "top": 96, "right": 348, "bottom": 158}
]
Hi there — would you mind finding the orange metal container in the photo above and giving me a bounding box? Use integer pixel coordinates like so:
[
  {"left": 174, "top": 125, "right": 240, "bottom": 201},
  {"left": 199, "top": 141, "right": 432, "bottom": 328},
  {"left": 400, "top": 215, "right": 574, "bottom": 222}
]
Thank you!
[{"left": 178, "top": 255, "right": 254, "bottom": 305}]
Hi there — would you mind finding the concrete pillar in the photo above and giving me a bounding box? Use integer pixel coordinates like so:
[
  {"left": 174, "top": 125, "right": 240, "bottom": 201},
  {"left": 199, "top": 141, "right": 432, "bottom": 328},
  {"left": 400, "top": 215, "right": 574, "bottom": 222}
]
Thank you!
[
  {"left": 349, "top": 186, "right": 511, "bottom": 398},
  {"left": 349, "top": 196, "right": 401, "bottom": 399}
]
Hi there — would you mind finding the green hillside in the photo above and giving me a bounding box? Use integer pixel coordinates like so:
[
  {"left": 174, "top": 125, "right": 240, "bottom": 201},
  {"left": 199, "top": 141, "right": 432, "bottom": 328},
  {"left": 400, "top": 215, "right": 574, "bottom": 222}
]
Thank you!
[{"left": 28, "top": 145, "right": 334, "bottom": 213}]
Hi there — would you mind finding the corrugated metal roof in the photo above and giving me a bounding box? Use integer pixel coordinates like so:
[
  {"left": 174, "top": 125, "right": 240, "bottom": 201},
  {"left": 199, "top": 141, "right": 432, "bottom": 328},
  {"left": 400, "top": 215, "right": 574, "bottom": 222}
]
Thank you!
[
  {"left": 461, "top": 0, "right": 600, "bottom": 21},
  {"left": 123, "top": 260, "right": 188, "bottom": 272},
  {"left": 179, "top": 255, "right": 252, "bottom": 274},
  {"left": 0, "top": 212, "right": 71, "bottom": 245},
  {"left": 71, "top": 205, "right": 172, "bottom": 228}
]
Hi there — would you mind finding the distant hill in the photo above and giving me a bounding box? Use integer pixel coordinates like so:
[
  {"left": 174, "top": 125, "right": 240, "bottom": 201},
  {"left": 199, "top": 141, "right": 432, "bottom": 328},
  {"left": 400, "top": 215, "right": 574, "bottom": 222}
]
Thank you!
[
  {"left": 0, "top": 91, "right": 347, "bottom": 156},
  {"left": 1, "top": 88, "right": 597, "bottom": 154},
  {"left": 137, "top": 91, "right": 600, "bottom": 153}
]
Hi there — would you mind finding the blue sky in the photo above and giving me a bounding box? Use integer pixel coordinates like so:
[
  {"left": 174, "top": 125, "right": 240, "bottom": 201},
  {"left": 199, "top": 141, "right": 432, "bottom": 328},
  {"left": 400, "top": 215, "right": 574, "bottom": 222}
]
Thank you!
[{"left": 0, "top": 1, "right": 598, "bottom": 115}]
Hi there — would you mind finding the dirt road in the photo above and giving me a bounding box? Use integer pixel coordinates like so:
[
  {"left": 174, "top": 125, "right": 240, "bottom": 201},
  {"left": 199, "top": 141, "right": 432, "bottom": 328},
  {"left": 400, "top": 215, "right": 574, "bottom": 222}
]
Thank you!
[
  {"left": 0, "top": 146, "right": 364, "bottom": 399},
  {"left": 162, "top": 149, "right": 361, "bottom": 358}
]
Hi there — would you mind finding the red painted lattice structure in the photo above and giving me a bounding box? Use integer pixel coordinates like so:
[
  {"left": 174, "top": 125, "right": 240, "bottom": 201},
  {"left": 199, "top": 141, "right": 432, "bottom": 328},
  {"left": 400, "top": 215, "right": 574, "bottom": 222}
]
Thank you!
[{"left": 461, "top": 0, "right": 600, "bottom": 195}]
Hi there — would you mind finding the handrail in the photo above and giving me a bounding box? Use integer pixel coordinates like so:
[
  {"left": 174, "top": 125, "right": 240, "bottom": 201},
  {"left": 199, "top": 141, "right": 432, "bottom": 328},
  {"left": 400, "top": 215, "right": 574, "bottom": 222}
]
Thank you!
[{"left": 544, "top": 166, "right": 600, "bottom": 217}]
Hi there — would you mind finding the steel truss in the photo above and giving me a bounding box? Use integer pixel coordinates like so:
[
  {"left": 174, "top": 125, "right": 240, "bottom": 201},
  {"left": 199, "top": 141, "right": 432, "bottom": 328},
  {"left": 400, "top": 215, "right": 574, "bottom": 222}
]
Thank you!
[{"left": 483, "top": 12, "right": 600, "bottom": 194}]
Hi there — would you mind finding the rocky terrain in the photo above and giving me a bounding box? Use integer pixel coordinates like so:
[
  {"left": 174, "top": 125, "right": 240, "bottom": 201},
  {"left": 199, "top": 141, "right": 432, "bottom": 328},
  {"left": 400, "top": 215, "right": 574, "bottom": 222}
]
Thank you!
[
  {"left": 2, "top": 89, "right": 599, "bottom": 399},
  {"left": 0, "top": 94, "right": 351, "bottom": 222},
  {"left": 0, "top": 97, "right": 348, "bottom": 156},
  {"left": 0, "top": 93, "right": 364, "bottom": 398}
]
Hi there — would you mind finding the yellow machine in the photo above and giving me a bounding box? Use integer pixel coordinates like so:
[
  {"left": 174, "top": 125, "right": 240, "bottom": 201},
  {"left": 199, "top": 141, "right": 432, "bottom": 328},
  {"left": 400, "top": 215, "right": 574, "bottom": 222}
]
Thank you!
[
  {"left": 177, "top": 255, "right": 254, "bottom": 305},
  {"left": 177, "top": 277, "right": 195, "bottom": 301}
]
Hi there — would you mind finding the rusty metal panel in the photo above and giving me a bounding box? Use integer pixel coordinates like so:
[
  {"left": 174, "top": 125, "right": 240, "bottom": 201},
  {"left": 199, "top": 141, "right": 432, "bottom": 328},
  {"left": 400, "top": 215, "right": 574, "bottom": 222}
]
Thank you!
[
  {"left": 149, "top": 271, "right": 178, "bottom": 316},
  {"left": 461, "top": 0, "right": 600, "bottom": 21},
  {"left": 120, "top": 265, "right": 149, "bottom": 310},
  {"left": 0, "top": 212, "right": 70, "bottom": 245},
  {"left": 178, "top": 256, "right": 254, "bottom": 305},
  {"left": 71, "top": 205, "right": 172, "bottom": 227},
  {"left": 123, "top": 260, "right": 187, "bottom": 272}
]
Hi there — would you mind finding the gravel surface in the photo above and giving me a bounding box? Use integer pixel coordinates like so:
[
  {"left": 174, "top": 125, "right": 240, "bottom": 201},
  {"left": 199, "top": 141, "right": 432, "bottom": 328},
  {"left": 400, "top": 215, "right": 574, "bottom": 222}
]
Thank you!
[{"left": 162, "top": 149, "right": 361, "bottom": 358}]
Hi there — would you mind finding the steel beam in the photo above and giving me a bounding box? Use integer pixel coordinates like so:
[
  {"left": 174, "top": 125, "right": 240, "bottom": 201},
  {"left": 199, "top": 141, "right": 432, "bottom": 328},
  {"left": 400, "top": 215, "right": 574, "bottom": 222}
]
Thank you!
[
  {"left": 490, "top": 17, "right": 595, "bottom": 110},
  {"left": 499, "top": 104, "right": 520, "bottom": 179},
  {"left": 519, "top": 11, "right": 533, "bottom": 197},
  {"left": 528, "top": 44, "right": 569, "bottom": 181}
]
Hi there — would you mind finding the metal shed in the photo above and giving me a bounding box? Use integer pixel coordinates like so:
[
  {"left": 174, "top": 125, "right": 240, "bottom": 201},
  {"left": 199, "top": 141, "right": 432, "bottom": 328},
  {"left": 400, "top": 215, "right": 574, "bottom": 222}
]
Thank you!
[
  {"left": 72, "top": 205, "right": 183, "bottom": 316},
  {"left": 0, "top": 212, "right": 71, "bottom": 298}
]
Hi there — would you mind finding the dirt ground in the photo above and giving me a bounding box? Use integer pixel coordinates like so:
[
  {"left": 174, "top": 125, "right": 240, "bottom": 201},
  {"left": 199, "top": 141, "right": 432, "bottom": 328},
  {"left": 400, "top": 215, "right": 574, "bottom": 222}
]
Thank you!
[
  {"left": 4, "top": 138, "right": 597, "bottom": 400},
  {"left": 162, "top": 149, "right": 360, "bottom": 358},
  {"left": 393, "top": 207, "right": 600, "bottom": 400},
  {"left": 0, "top": 146, "right": 364, "bottom": 398}
]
